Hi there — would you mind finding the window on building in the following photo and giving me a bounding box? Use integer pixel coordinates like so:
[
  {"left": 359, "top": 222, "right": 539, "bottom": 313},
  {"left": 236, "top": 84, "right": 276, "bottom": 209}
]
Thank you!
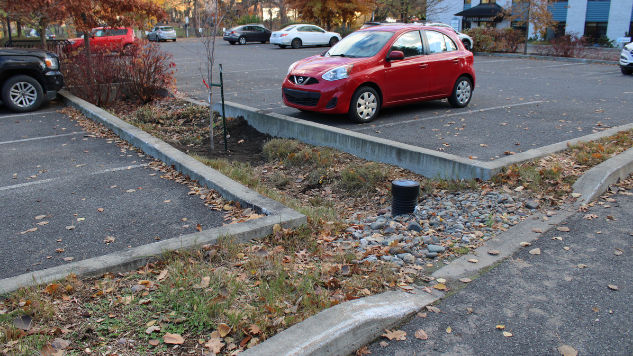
[
  {"left": 554, "top": 22, "right": 566, "bottom": 38},
  {"left": 464, "top": 0, "right": 471, "bottom": 4},
  {"left": 584, "top": 22, "right": 607, "bottom": 43},
  {"left": 480, "top": 0, "right": 496, "bottom": 3}
]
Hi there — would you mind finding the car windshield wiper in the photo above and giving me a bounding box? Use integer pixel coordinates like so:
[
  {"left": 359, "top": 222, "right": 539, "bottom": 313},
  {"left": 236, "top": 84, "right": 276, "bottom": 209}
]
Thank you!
[{"left": 329, "top": 53, "right": 346, "bottom": 57}]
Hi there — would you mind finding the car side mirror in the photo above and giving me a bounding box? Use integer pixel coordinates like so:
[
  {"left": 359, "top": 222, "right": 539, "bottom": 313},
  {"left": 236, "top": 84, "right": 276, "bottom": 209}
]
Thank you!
[{"left": 387, "top": 50, "right": 404, "bottom": 61}]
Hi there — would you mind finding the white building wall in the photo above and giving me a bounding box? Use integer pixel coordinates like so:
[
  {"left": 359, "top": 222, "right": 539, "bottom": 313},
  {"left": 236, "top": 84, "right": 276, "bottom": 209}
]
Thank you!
[
  {"left": 565, "top": 0, "right": 588, "bottom": 36},
  {"left": 431, "top": 0, "right": 466, "bottom": 28},
  {"left": 607, "top": 0, "right": 633, "bottom": 43}
]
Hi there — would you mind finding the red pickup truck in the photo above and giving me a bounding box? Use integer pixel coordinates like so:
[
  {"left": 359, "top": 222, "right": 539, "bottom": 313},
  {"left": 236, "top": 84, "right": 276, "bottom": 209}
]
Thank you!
[{"left": 66, "top": 27, "right": 136, "bottom": 53}]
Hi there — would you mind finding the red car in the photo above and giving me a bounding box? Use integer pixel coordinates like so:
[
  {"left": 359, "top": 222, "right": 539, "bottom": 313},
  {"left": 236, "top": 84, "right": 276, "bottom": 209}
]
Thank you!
[
  {"left": 282, "top": 24, "right": 476, "bottom": 123},
  {"left": 66, "top": 27, "right": 136, "bottom": 53}
]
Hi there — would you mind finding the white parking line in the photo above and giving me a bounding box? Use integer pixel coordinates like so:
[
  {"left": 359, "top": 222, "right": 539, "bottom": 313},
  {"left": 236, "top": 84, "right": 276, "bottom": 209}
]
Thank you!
[
  {"left": 0, "top": 164, "right": 148, "bottom": 192},
  {"left": 0, "top": 109, "right": 59, "bottom": 119},
  {"left": 353, "top": 100, "right": 545, "bottom": 131},
  {"left": 0, "top": 132, "right": 81, "bottom": 145}
]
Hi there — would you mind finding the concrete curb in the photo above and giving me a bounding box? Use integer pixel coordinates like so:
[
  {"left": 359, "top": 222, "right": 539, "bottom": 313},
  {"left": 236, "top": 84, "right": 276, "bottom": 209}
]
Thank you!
[
  {"left": 208, "top": 101, "right": 633, "bottom": 181},
  {"left": 240, "top": 289, "right": 443, "bottom": 356},
  {"left": 0, "top": 92, "right": 306, "bottom": 295},
  {"left": 473, "top": 52, "right": 619, "bottom": 65},
  {"left": 571, "top": 147, "right": 633, "bottom": 204}
]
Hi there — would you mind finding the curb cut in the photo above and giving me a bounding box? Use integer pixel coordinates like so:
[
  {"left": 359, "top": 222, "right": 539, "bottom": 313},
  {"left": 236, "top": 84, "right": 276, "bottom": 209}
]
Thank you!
[
  {"left": 0, "top": 92, "right": 307, "bottom": 295},
  {"left": 240, "top": 290, "right": 443, "bottom": 356},
  {"left": 473, "top": 51, "right": 619, "bottom": 65}
]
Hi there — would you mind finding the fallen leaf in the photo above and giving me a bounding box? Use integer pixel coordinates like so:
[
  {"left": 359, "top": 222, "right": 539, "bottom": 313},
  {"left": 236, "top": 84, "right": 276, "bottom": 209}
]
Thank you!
[
  {"left": 459, "top": 278, "right": 472, "bottom": 283},
  {"left": 577, "top": 264, "right": 587, "bottom": 269},
  {"left": 519, "top": 242, "right": 531, "bottom": 247},
  {"left": 436, "top": 278, "right": 446, "bottom": 283},
  {"left": 556, "top": 226, "right": 570, "bottom": 232},
  {"left": 592, "top": 306, "right": 599, "bottom": 313},
  {"left": 149, "top": 339, "right": 160, "bottom": 346},
  {"left": 157, "top": 269, "right": 169, "bottom": 281},
  {"left": 97, "top": 208, "right": 104, "bottom": 212},
  {"left": 466, "top": 308, "right": 474, "bottom": 314},
  {"left": 488, "top": 250, "right": 500, "bottom": 255},
  {"left": 531, "top": 228, "right": 542, "bottom": 233},
  {"left": 146, "top": 326, "right": 161, "bottom": 334},
  {"left": 19, "top": 227, "right": 38, "bottom": 234},
  {"left": 66, "top": 225, "right": 75, "bottom": 230},
  {"left": 583, "top": 214, "right": 599, "bottom": 220},
  {"left": 608, "top": 285, "right": 618, "bottom": 290},
  {"left": 426, "top": 306, "right": 441, "bottom": 313},
  {"left": 37, "top": 221, "right": 49, "bottom": 226},
  {"left": 63, "top": 257, "right": 74, "bottom": 262},
  {"left": 218, "top": 323, "right": 231, "bottom": 337},
  {"left": 200, "top": 276, "right": 210, "bottom": 288},
  {"left": 382, "top": 329, "right": 406, "bottom": 341},
  {"left": 614, "top": 249, "right": 623, "bottom": 256},
  {"left": 434, "top": 284, "right": 446, "bottom": 290},
  {"left": 163, "top": 333, "right": 184, "bottom": 345},
  {"left": 379, "top": 341, "right": 389, "bottom": 347},
  {"left": 552, "top": 237, "right": 563, "bottom": 241},
  {"left": 468, "top": 258, "right": 478, "bottom": 263},
  {"left": 196, "top": 223, "right": 202, "bottom": 232},
  {"left": 503, "top": 331, "right": 513, "bottom": 337},
  {"left": 417, "top": 312, "right": 427, "bottom": 318},
  {"left": 35, "top": 215, "right": 47, "bottom": 220},
  {"left": 126, "top": 189, "right": 136, "bottom": 193},
  {"left": 557, "top": 345, "right": 578, "bottom": 356},
  {"left": 414, "top": 329, "right": 428, "bottom": 340},
  {"left": 529, "top": 248, "right": 541, "bottom": 255},
  {"left": 496, "top": 325, "right": 505, "bottom": 330}
]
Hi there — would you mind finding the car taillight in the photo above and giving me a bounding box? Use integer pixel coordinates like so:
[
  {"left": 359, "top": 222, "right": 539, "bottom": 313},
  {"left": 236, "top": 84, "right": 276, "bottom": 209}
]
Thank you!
[{"left": 280, "top": 34, "right": 288, "bottom": 37}]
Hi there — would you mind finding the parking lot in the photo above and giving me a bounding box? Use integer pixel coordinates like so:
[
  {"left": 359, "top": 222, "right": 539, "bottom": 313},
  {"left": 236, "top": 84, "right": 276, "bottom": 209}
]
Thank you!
[
  {"left": 0, "top": 103, "right": 225, "bottom": 281},
  {"left": 164, "top": 39, "right": 631, "bottom": 161}
]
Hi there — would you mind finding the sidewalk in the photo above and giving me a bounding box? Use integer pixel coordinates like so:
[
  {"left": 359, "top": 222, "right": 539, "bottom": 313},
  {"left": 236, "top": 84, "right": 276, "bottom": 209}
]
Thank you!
[{"left": 365, "top": 182, "right": 633, "bottom": 355}]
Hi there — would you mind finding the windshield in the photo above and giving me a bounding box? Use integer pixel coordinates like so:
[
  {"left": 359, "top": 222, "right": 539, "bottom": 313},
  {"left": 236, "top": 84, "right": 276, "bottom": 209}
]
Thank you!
[
  {"left": 159, "top": 27, "right": 174, "bottom": 31},
  {"left": 326, "top": 31, "right": 394, "bottom": 58},
  {"left": 280, "top": 26, "right": 296, "bottom": 31}
]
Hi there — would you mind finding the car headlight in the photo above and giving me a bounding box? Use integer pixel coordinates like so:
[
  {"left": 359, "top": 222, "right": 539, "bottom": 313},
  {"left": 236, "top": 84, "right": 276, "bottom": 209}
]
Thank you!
[
  {"left": 287, "top": 61, "right": 299, "bottom": 75},
  {"left": 44, "top": 55, "right": 59, "bottom": 70},
  {"left": 322, "top": 65, "right": 353, "bottom": 81}
]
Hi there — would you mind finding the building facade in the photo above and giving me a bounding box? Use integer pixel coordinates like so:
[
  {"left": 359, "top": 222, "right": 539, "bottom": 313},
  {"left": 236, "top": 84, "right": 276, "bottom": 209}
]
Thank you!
[{"left": 429, "top": 0, "right": 633, "bottom": 44}]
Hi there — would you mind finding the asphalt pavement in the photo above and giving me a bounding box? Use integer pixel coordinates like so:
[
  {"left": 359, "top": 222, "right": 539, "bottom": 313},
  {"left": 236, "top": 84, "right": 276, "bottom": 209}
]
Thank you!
[
  {"left": 0, "top": 102, "right": 226, "bottom": 281},
  {"left": 365, "top": 185, "right": 633, "bottom": 355},
  {"left": 159, "top": 40, "right": 631, "bottom": 161}
]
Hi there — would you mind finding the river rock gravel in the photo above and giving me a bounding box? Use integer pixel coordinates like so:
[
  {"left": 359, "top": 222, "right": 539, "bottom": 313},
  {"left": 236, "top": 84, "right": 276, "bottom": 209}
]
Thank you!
[{"left": 343, "top": 189, "right": 552, "bottom": 267}]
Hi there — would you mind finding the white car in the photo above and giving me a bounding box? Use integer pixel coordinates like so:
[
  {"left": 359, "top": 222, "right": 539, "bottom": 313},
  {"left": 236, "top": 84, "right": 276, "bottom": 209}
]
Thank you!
[
  {"left": 270, "top": 24, "right": 341, "bottom": 49},
  {"left": 621, "top": 42, "right": 633, "bottom": 75},
  {"left": 417, "top": 22, "right": 473, "bottom": 51}
]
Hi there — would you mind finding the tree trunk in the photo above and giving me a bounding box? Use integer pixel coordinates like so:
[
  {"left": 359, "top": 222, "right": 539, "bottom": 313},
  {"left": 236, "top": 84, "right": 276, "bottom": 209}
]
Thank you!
[
  {"left": 83, "top": 31, "right": 93, "bottom": 86},
  {"left": 39, "top": 18, "right": 48, "bottom": 48},
  {"left": 523, "top": 1, "right": 530, "bottom": 55},
  {"left": 17, "top": 21, "right": 22, "bottom": 38}
]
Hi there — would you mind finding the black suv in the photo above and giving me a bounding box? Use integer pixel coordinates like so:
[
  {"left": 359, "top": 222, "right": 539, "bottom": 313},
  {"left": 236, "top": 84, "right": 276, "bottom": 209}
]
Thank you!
[{"left": 0, "top": 48, "right": 64, "bottom": 112}]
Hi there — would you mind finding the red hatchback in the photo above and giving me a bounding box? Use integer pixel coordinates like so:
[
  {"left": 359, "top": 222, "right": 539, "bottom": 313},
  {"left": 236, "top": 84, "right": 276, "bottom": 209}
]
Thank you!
[
  {"left": 66, "top": 27, "right": 136, "bottom": 53},
  {"left": 282, "top": 24, "right": 475, "bottom": 123}
]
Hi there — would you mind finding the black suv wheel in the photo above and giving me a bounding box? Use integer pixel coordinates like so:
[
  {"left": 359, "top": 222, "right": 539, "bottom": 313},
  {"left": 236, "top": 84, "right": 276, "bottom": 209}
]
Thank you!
[{"left": 2, "top": 75, "right": 44, "bottom": 112}]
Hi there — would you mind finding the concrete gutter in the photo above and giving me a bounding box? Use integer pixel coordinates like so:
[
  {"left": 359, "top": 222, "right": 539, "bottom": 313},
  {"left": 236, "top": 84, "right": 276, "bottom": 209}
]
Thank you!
[
  {"left": 0, "top": 92, "right": 306, "bottom": 295},
  {"left": 209, "top": 101, "right": 633, "bottom": 181},
  {"left": 473, "top": 52, "right": 619, "bottom": 65},
  {"left": 240, "top": 140, "right": 633, "bottom": 356}
]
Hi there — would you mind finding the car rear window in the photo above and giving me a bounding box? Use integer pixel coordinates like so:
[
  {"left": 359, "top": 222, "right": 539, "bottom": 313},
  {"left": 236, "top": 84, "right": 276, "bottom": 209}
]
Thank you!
[
  {"left": 159, "top": 27, "right": 174, "bottom": 31},
  {"left": 113, "top": 29, "right": 128, "bottom": 36}
]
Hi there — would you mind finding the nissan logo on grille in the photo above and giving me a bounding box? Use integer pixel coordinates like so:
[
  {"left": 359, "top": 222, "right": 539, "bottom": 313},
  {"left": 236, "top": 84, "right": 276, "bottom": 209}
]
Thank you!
[{"left": 290, "top": 75, "right": 318, "bottom": 85}]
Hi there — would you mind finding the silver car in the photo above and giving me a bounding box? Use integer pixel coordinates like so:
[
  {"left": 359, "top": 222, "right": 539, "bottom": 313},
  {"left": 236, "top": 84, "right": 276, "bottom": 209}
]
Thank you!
[{"left": 148, "top": 26, "right": 177, "bottom": 42}]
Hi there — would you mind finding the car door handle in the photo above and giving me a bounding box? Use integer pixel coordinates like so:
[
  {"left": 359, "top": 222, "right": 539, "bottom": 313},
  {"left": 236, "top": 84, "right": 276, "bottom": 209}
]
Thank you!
[{"left": 419, "top": 64, "right": 428, "bottom": 69}]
